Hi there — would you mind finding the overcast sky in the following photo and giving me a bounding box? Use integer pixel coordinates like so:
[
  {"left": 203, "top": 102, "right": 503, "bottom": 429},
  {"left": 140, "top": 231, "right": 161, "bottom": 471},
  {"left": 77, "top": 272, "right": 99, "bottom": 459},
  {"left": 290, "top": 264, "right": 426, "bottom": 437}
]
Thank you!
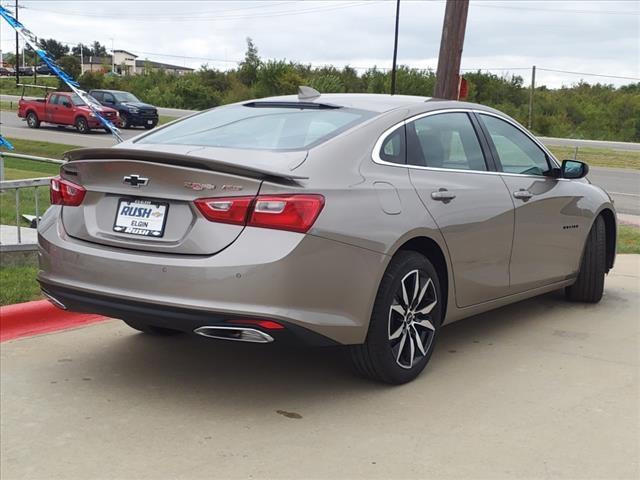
[{"left": 1, "top": 0, "right": 638, "bottom": 87}]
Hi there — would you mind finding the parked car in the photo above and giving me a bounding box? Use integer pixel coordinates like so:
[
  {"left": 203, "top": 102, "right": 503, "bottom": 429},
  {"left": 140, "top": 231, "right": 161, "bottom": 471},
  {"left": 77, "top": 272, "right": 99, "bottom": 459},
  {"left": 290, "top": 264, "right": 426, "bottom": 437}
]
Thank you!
[
  {"left": 17, "top": 66, "right": 34, "bottom": 76},
  {"left": 35, "top": 64, "right": 52, "bottom": 75},
  {"left": 0, "top": 66, "right": 15, "bottom": 76},
  {"left": 89, "top": 89, "right": 159, "bottom": 129},
  {"left": 18, "top": 92, "right": 119, "bottom": 133},
  {"left": 37, "top": 92, "right": 616, "bottom": 384}
]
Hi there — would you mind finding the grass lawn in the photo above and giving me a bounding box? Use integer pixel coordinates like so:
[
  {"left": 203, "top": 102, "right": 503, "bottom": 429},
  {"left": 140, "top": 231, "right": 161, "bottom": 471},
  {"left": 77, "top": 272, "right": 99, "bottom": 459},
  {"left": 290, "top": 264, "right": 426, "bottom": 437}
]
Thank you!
[
  {"left": 618, "top": 225, "right": 640, "bottom": 254},
  {"left": 0, "top": 266, "right": 41, "bottom": 305},
  {"left": 1, "top": 100, "right": 18, "bottom": 111},
  {"left": 158, "top": 115, "right": 178, "bottom": 126},
  {"left": 0, "top": 76, "right": 58, "bottom": 97},
  {"left": 1, "top": 137, "right": 79, "bottom": 227},
  {"left": 547, "top": 146, "right": 639, "bottom": 170}
]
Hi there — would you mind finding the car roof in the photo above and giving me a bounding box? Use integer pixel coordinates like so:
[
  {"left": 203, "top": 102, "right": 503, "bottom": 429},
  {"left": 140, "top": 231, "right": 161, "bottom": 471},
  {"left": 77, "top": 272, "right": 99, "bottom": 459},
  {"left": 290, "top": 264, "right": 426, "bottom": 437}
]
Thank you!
[{"left": 263, "top": 93, "right": 432, "bottom": 113}]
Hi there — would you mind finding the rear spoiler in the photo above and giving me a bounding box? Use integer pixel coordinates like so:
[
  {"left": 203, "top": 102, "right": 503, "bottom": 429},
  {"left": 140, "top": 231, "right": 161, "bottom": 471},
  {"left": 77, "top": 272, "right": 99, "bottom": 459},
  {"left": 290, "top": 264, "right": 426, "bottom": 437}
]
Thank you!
[{"left": 63, "top": 148, "right": 308, "bottom": 183}]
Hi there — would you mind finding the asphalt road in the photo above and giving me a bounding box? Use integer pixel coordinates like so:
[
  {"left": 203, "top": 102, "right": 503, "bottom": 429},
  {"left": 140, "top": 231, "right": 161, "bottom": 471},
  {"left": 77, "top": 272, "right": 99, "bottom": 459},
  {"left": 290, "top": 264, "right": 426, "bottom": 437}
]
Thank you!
[
  {"left": 1, "top": 255, "right": 638, "bottom": 479},
  {"left": 1, "top": 108, "right": 638, "bottom": 214},
  {"left": 588, "top": 167, "right": 640, "bottom": 216}
]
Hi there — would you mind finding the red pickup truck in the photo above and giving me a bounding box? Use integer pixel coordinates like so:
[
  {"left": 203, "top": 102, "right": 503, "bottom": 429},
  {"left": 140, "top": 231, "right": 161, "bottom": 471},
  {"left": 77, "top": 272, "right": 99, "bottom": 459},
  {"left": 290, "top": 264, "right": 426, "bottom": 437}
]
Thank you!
[{"left": 18, "top": 92, "right": 119, "bottom": 134}]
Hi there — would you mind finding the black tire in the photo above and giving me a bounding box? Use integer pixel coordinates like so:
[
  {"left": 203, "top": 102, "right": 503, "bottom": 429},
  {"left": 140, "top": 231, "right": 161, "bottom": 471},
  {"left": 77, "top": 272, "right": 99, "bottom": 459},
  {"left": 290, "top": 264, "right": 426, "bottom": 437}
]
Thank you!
[
  {"left": 144, "top": 122, "right": 156, "bottom": 130},
  {"left": 121, "top": 319, "right": 182, "bottom": 336},
  {"left": 75, "top": 117, "right": 89, "bottom": 134},
  {"left": 26, "top": 111, "right": 40, "bottom": 128},
  {"left": 120, "top": 113, "right": 130, "bottom": 129},
  {"left": 565, "top": 215, "right": 606, "bottom": 303},
  {"left": 348, "top": 251, "right": 443, "bottom": 384}
]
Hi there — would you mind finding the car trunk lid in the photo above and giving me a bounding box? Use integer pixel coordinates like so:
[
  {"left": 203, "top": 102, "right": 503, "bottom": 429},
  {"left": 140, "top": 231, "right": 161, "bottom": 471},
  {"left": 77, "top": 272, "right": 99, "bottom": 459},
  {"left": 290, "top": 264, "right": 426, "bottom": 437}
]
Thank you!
[{"left": 60, "top": 147, "right": 307, "bottom": 255}]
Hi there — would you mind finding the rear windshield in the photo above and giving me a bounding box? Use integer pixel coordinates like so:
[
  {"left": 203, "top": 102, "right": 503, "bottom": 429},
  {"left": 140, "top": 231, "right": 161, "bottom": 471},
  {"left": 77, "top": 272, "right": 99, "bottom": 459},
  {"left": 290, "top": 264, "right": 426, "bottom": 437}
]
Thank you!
[{"left": 137, "top": 104, "right": 374, "bottom": 150}]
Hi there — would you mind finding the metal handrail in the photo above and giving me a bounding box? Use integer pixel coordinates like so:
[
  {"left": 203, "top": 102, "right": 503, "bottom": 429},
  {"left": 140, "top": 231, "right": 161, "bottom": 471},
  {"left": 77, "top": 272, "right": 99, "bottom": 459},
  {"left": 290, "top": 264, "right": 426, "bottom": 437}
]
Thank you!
[{"left": 0, "top": 151, "right": 63, "bottom": 245}]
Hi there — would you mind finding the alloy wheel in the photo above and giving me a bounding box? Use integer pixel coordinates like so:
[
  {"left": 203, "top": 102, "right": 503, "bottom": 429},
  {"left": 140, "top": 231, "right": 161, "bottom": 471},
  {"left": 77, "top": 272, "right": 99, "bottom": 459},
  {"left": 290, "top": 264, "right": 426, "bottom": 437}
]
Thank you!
[{"left": 388, "top": 269, "right": 437, "bottom": 369}]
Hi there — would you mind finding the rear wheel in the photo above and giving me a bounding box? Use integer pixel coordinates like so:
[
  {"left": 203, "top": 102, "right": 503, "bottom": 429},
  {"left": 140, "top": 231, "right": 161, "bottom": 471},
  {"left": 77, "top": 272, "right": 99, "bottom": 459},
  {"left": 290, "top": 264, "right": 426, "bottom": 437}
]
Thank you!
[
  {"left": 121, "top": 319, "right": 182, "bottom": 336},
  {"left": 26, "top": 112, "right": 40, "bottom": 128},
  {"left": 348, "top": 251, "right": 442, "bottom": 384},
  {"left": 75, "top": 117, "right": 89, "bottom": 134},
  {"left": 565, "top": 215, "right": 606, "bottom": 303}
]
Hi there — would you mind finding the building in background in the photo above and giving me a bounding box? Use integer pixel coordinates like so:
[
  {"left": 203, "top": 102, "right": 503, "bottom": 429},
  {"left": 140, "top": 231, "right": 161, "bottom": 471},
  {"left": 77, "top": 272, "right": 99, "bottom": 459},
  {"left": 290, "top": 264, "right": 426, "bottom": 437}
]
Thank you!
[{"left": 81, "top": 50, "right": 193, "bottom": 75}]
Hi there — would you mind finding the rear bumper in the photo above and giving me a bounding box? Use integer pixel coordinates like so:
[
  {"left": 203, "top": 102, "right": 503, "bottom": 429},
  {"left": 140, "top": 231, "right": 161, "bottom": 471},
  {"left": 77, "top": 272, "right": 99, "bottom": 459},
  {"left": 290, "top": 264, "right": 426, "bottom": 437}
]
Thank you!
[
  {"left": 39, "top": 282, "right": 337, "bottom": 346},
  {"left": 37, "top": 207, "right": 387, "bottom": 345}
]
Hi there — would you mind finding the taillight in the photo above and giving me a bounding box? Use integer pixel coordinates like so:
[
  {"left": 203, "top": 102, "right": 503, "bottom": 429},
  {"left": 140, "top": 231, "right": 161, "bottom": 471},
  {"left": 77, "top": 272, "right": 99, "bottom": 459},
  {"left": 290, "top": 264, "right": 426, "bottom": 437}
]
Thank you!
[
  {"left": 249, "top": 195, "right": 325, "bottom": 233},
  {"left": 194, "top": 196, "right": 253, "bottom": 225},
  {"left": 194, "top": 194, "right": 324, "bottom": 233},
  {"left": 50, "top": 177, "right": 86, "bottom": 206}
]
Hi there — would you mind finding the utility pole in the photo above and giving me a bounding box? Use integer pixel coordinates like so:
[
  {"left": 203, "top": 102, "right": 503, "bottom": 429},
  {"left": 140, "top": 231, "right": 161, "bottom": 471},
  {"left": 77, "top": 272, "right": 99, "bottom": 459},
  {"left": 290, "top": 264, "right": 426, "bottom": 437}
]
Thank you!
[
  {"left": 433, "top": 0, "right": 469, "bottom": 100},
  {"left": 15, "top": 0, "right": 19, "bottom": 85},
  {"left": 390, "top": 0, "right": 400, "bottom": 95},
  {"left": 528, "top": 65, "right": 536, "bottom": 130},
  {"left": 80, "top": 43, "right": 84, "bottom": 75},
  {"left": 111, "top": 38, "right": 115, "bottom": 73}
]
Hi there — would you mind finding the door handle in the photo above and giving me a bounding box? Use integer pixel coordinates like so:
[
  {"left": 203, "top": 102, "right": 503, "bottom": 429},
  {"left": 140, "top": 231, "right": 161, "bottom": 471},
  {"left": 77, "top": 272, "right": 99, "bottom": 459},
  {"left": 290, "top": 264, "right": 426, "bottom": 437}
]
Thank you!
[
  {"left": 431, "top": 189, "right": 456, "bottom": 202},
  {"left": 513, "top": 189, "right": 533, "bottom": 200}
]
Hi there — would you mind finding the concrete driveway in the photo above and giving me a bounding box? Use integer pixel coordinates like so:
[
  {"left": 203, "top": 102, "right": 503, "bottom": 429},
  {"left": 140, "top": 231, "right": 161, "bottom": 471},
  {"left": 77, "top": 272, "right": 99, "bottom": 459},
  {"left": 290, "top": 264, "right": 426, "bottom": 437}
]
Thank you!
[{"left": 2, "top": 256, "right": 639, "bottom": 480}]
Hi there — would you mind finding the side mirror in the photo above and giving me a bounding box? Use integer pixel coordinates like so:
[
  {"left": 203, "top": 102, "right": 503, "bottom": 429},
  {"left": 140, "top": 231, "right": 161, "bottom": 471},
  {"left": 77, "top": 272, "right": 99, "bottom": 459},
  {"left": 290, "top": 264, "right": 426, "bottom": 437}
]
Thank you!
[{"left": 561, "top": 160, "right": 589, "bottom": 179}]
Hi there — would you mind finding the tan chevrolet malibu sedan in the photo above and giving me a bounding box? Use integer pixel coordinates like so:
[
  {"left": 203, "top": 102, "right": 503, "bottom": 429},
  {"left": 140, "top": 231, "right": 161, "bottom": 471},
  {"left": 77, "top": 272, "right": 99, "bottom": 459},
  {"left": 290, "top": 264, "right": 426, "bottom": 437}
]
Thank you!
[{"left": 38, "top": 92, "right": 616, "bottom": 384}]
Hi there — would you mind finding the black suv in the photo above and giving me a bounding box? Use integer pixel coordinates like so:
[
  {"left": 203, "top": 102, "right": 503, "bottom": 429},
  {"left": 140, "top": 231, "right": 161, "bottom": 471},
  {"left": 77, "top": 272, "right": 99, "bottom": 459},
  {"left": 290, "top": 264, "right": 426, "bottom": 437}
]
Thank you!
[{"left": 89, "top": 89, "right": 159, "bottom": 129}]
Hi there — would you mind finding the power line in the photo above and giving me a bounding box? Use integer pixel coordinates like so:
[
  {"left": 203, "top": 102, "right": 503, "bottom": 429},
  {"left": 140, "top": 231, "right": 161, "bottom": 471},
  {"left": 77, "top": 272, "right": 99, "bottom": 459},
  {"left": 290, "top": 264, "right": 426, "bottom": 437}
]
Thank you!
[
  {"left": 536, "top": 68, "right": 640, "bottom": 81},
  {"left": 473, "top": 3, "right": 640, "bottom": 16},
  {"left": 20, "top": 1, "right": 299, "bottom": 20},
  {"left": 22, "top": 1, "right": 377, "bottom": 23}
]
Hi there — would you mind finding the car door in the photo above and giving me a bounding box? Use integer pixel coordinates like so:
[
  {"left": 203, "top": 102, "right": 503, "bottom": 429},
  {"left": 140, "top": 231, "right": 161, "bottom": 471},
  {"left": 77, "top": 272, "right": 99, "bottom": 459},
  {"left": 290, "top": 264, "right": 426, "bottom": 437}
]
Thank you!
[
  {"left": 476, "top": 112, "right": 591, "bottom": 293},
  {"left": 406, "top": 111, "right": 515, "bottom": 308},
  {"left": 46, "top": 94, "right": 59, "bottom": 123},
  {"left": 57, "top": 95, "right": 75, "bottom": 125}
]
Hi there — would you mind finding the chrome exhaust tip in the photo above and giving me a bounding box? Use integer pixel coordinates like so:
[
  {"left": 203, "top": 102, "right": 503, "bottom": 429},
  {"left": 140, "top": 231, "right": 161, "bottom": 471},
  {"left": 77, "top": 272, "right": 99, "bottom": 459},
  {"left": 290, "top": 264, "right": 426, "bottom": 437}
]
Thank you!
[
  {"left": 42, "top": 290, "right": 67, "bottom": 310},
  {"left": 194, "top": 326, "right": 274, "bottom": 344}
]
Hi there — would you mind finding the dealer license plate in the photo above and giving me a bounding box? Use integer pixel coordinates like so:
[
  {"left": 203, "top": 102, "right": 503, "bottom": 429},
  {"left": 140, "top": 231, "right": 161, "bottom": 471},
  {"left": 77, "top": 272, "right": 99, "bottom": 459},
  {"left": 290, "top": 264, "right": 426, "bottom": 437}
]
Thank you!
[{"left": 113, "top": 199, "right": 168, "bottom": 237}]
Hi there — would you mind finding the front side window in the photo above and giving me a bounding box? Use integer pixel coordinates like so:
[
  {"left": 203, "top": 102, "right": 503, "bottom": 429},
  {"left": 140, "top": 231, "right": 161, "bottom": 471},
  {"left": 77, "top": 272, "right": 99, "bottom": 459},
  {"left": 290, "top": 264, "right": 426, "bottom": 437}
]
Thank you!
[
  {"left": 138, "top": 104, "right": 374, "bottom": 151},
  {"left": 480, "top": 114, "right": 550, "bottom": 176},
  {"left": 406, "top": 112, "right": 487, "bottom": 171},
  {"left": 91, "top": 91, "right": 103, "bottom": 102}
]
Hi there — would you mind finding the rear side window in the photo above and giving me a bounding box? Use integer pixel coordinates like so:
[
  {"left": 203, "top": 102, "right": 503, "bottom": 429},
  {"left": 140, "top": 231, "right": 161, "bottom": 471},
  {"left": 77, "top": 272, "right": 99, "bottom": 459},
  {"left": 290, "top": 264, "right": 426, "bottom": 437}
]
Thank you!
[
  {"left": 379, "top": 126, "right": 406, "bottom": 164},
  {"left": 406, "top": 113, "right": 487, "bottom": 171},
  {"left": 137, "top": 104, "right": 374, "bottom": 150}
]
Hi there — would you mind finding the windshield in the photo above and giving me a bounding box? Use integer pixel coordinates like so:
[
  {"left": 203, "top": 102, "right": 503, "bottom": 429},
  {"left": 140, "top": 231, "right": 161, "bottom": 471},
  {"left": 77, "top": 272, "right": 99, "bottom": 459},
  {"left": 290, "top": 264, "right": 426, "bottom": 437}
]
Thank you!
[
  {"left": 137, "top": 104, "right": 374, "bottom": 150},
  {"left": 113, "top": 92, "right": 140, "bottom": 103}
]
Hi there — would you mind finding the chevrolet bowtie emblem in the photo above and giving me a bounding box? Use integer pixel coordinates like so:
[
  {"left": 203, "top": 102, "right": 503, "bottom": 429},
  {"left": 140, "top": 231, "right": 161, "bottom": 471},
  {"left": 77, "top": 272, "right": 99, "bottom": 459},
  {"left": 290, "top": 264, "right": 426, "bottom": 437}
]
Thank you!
[{"left": 123, "top": 175, "right": 149, "bottom": 188}]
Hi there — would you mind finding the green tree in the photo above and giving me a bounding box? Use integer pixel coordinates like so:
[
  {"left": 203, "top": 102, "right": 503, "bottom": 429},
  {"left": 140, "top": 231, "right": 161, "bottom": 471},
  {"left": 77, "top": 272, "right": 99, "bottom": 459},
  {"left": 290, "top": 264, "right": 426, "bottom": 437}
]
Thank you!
[
  {"left": 238, "top": 37, "right": 261, "bottom": 86},
  {"left": 38, "top": 39, "right": 69, "bottom": 60}
]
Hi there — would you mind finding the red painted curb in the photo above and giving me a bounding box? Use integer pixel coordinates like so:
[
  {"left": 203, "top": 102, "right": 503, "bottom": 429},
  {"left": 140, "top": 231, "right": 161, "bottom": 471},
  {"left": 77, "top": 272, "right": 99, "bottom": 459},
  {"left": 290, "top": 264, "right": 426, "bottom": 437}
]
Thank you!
[{"left": 0, "top": 300, "right": 106, "bottom": 342}]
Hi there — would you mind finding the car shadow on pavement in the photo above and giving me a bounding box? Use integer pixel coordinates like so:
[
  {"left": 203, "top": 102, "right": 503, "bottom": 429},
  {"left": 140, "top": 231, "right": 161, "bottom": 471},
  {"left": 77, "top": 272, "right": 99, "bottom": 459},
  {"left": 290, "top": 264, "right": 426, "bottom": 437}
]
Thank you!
[{"left": 58, "top": 287, "right": 617, "bottom": 414}]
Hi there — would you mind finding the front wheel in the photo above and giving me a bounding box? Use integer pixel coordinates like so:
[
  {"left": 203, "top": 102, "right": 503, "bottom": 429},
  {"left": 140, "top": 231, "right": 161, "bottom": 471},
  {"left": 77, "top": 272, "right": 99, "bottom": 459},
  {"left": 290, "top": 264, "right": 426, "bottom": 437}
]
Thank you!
[
  {"left": 119, "top": 113, "right": 130, "bottom": 129},
  {"left": 26, "top": 112, "right": 40, "bottom": 128},
  {"left": 75, "top": 117, "right": 89, "bottom": 134},
  {"left": 348, "top": 251, "right": 442, "bottom": 384},
  {"left": 565, "top": 215, "right": 606, "bottom": 303},
  {"left": 144, "top": 122, "right": 156, "bottom": 130}
]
